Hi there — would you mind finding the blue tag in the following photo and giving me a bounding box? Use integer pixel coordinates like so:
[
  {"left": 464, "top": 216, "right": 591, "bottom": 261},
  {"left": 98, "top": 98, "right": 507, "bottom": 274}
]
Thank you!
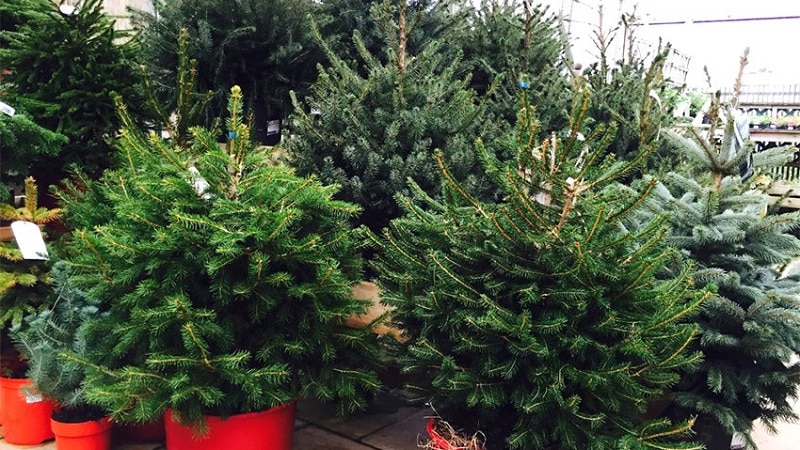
[
  {"left": 518, "top": 81, "right": 530, "bottom": 89},
  {"left": 228, "top": 131, "right": 237, "bottom": 139}
]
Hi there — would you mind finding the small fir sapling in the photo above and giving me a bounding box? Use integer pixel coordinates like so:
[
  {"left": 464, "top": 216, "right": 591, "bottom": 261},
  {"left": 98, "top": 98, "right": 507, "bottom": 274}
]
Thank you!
[
  {"left": 368, "top": 87, "right": 710, "bottom": 450},
  {"left": 11, "top": 262, "right": 105, "bottom": 422}
]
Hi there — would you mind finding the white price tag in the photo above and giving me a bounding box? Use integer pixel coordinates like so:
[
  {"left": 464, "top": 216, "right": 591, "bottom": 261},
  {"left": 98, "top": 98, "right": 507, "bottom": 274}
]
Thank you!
[
  {"left": 11, "top": 221, "right": 49, "bottom": 260},
  {"left": 22, "top": 385, "right": 44, "bottom": 403},
  {"left": 0, "top": 100, "right": 15, "bottom": 117},
  {"left": 25, "top": 392, "right": 44, "bottom": 403},
  {"left": 188, "top": 166, "right": 211, "bottom": 200},
  {"left": 267, "top": 119, "right": 280, "bottom": 135}
]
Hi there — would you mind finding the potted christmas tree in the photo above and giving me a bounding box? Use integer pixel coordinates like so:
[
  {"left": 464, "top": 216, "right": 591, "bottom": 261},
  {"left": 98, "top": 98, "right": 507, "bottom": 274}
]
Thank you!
[
  {"left": 12, "top": 262, "right": 112, "bottom": 450},
  {"left": 367, "top": 87, "right": 710, "bottom": 449},
  {"left": 632, "top": 51, "right": 800, "bottom": 450},
  {"left": 56, "top": 85, "right": 385, "bottom": 450},
  {"left": 0, "top": 176, "right": 61, "bottom": 445}
]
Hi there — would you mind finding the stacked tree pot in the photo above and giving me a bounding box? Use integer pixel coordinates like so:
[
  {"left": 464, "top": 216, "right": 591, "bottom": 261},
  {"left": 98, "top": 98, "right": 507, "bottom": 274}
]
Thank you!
[
  {"left": 367, "top": 88, "right": 711, "bottom": 450},
  {"left": 0, "top": 176, "right": 61, "bottom": 445},
  {"left": 55, "top": 85, "right": 385, "bottom": 450}
]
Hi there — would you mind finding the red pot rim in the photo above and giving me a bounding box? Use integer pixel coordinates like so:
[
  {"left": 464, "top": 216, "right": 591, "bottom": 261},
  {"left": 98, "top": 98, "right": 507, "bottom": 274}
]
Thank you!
[
  {"left": 166, "top": 400, "right": 297, "bottom": 424},
  {"left": 0, "top": 376, "right": 33, "bottom": 387},
  {"left": 51, "top": 416, "right": 111, "bottom": 437}
]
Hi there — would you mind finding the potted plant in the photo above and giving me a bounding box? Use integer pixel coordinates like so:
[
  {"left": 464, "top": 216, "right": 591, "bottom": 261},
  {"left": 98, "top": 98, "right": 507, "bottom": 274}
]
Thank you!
[
  {"left": 749, "top": 115, "right": 770, "bottom": 129},
  {"left": 11, "top": 261, "right": 111, "bottom": 450},
  {"left": 367, "top": 88, "right": 709, "bottom": 449},
  {"left": 632, "top": 57, "right": 800, "bottom": 450},
  {"left": 56, "top": 85, "right": 385, "bottom": 450},
  {"left": 0, "top": 176, "right": 61, "bottom": 444},
  {"left": 786, "top": 115, "right": 798, "bottom": 130}
]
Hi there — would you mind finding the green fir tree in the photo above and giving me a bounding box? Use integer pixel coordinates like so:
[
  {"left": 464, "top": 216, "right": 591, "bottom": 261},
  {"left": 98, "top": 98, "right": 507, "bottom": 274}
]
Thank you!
[
  {"left": 456, "top": 0, "right": 571, "bottom": 135},
  {"left": 581, "top": 6, "right": 681, "bottom": 177},
  {"left": 11, "top": 262, "right": 105, "bottom": 421},
  {"left": 367, "top": 87, "right": 709, "bottom": 449},
  {"left": 632, "top": 52, "right": 800, "bottom": 449},
  {"left": 0, "top": 105, "right": 67, "bottom": 202},
  {"left": 316, "top": 0, "right": 472, "bottom": 71},
  {"left": 131, "top": 0, "right": 324, "bottom": 143},
  {"left": 0, "top": 0, "right": 146, "bottom": 188},
  {"left": 56, "top": 84, "right": 384, "bottom": 428},
  {"left": 288, "top": 0, "right": 494, "bottom": 237}
]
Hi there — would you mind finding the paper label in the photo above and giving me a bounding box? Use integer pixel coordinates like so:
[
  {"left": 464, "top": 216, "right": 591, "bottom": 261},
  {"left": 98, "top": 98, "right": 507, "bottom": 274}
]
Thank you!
[
  {"left": 22, "top": 385, "right": 43, "bottom": 403},
  {"left": 11, "top": 221, "right": 49, "bottom": 260},
  {"left": 266, "top": 119, "right": 281, "bottom": 135},
  {"left": 25, "top": 392, "right": 44, "bottom": 403},
  {"left": 0, "top": 100, "right": 15, "bottom": 117},
  {"left": 188, "top": 166, "right": 211, "bottom": 200}
]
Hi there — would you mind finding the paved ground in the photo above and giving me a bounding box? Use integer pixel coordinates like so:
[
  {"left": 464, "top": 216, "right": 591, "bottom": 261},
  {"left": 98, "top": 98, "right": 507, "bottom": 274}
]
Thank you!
[{"left": 1, "top": 389, "right": 798, "bottom": 450}]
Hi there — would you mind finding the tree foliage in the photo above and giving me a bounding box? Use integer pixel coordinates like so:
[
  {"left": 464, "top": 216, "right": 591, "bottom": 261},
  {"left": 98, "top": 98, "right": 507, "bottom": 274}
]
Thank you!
[
  {"left": 56, "top": 84, "right": 384, "bottom": 428},
  {"left": 631, "top": 53, "right": 800, "bottom": 448},
  {"left": 287, "top": 0, "right": 495, "bottom": 237},
  {"left": 12, "top": 262, "right": 105, "bottom": 422},
  {"left": 455, "top": 0, "right": 571, "bottom": 135},
  {"left": 0, "top": 107, "right": 67, "bottom": 202},
  {"left": 368, "top": 89, "right": 708, "bottom": 449},
  {"left": 132, "top": 0, "right": 324, "bottom": 142},
  {"left": 0, "top": 177, "right": 62, "bottom": 332},
  {"left": 0, "top": 0, "right": 145, "bottom": 187},
  {"left": 316, "top": 0, "right": 472, "bottom": 71},
  {"left": 581, "top": 7, "right": 681, "bottom": 177}
]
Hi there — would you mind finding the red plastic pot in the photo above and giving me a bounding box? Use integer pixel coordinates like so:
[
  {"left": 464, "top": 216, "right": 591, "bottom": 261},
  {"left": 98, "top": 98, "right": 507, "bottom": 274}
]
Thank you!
[
  {"left": 427, "top": 417, "right": 452, "bottom": 450},
  {"left": 51, "top": 416, "right": 112, "bottom": 450},
  {"left": 164, "top": 401, "right": 297, "bottom": 450},
  {"left": 112, "top": 416, "right": 165, "bottom": 443},
  {"left": 0, "top": 346, "right": 27, "bottom": 425},
  {"left": 0, "top": 377, "right": 55, "bottom": 445}
]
